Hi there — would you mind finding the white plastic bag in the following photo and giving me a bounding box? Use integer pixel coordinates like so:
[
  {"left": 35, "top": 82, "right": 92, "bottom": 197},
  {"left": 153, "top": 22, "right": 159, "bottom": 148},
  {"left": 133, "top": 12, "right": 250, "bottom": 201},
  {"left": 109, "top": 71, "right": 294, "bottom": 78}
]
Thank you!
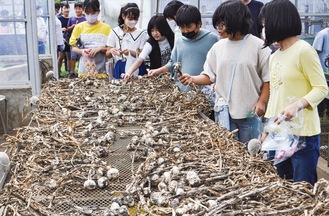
[
  {"left": 214, "top": 98, "right": 230, "bottom": 130},
  {"left": 261, "top": 115, "right": 305, "bottom": 165}
]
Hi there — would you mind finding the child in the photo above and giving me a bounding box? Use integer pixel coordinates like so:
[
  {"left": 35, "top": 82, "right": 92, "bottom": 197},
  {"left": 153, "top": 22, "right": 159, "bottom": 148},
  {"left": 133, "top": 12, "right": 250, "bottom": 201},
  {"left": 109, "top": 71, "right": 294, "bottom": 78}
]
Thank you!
[
  {"left": 66, "top": 3, "right": 86, "bottom": 78},
  {"left": 58, "top": 3, "right": 71, "bottom": 75},
  {"left": 178, "top": 0, "right": 271, "bottom": 143},
  {"left": 163, "top": 0, "right": 184, "bottom": 39},
  {"left": 148, "top": 4, "right": 219, "bottom": 93},
  {"left": 106, "top": 3, "right": 148, "bottom": 79},
  {"left": 124, "top": 15, "right": 174, "bottom": 82},
  {"left": 69, "top": 0, "right": 111, "bottom": 77},
  {"left": 260, "top": 0, "right": 328, "bottom": 185}
]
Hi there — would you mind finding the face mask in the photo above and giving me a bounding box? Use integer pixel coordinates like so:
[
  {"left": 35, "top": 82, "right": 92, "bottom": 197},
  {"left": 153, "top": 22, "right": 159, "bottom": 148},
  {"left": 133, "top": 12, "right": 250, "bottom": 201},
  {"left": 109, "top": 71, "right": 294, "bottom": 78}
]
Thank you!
[
  {"left": 125, "top": 19, "right": 138, "bottom": 29},
  {"left": 85, "top": 13, "right": 98, "bottom": 24},
  {"left": 167, "top": 19, "right": 177, "bottom": 32},
  {"left": 182, "top": 30, "right": 198, "bottom": 39}
]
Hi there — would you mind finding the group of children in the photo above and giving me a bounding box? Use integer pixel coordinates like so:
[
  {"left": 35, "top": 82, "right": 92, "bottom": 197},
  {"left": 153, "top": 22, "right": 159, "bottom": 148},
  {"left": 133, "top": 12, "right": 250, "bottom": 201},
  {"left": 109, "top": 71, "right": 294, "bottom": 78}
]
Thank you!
[{"left": 56, "top": 0, "right": 328, "bottom": 186}]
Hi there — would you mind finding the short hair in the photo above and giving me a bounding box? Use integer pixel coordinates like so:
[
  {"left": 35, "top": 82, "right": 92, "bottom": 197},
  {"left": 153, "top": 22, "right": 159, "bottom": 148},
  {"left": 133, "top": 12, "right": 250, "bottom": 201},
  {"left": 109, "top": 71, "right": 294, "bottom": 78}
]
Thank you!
[
  {"left": 83, "top": 0, "right": 100, "bottom": 13},
  {"left": 62, "top": 3, "right": 70, "bottom": 9},
  {"left": 175, "top": 5, "right": 201, "bottom": 27},
  {"left": 147, "top": 15, "right": 174, "bottom": 43},
  {"left": 259, "top": 0, "right": 301, "bottom": 47},
  {"left": 55, "top": 3, "right": 61, "bottom": 10},
  {"left": 74, "top": 2, "right": 83, "bottom": 9},
  {"left": 117, "top": 3, "right": 140, "bottom": 27},
  {"left": 163, "top": 1, "right": 184, "bottom": 20},
  {"left": 212, "top": 0, "right": 252, "bottom": 38}
]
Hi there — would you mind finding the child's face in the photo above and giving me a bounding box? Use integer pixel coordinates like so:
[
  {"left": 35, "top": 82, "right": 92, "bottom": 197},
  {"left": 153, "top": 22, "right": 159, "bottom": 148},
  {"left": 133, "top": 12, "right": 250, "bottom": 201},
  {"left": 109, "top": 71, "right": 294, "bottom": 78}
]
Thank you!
[
  {"left": 75, "top": 7, "right": 83, "bottom": 16},
  {"left": 151, "top": 28, "right": 165, "bottom": 41},
  {"left": 215, "top": 22, "right": 228, "bottom": 39},
  {"left": 179, "top": 23, "right": 200, "bottom": 39},
  {"left": 62, "top": 7, "right": 70, "bottom": 16}
]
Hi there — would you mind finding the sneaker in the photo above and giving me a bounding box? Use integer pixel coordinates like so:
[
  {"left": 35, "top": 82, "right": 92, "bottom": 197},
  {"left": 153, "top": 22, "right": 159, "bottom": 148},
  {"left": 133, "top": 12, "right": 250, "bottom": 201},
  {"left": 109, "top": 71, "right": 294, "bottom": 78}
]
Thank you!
[{"left": 68, "top": 71, "right": 76, "bottom": 79}]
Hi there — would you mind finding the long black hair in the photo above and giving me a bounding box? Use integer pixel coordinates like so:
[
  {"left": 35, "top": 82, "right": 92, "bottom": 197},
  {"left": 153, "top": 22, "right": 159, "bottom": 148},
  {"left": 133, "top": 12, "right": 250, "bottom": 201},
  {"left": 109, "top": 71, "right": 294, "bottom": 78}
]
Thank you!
[
  {"left": 212, "top": 0, "right": 252, "bottom": 38},
  {"left": 117, "top": 3, "right": 140, "bottom": 27},
  {"left": 147, "top": 15, "right": 174, "bottom": 69},
  {"left": 147, "top": 15, "right": 174, "bottom": 48},
  {"left": 259, "top": 0, "right": 301, "bottom": 47}
]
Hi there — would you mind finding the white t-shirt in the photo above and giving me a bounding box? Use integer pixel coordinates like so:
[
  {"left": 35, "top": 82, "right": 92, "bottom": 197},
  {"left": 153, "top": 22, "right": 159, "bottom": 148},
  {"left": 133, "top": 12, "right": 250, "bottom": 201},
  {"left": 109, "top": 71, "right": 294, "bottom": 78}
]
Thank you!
[
  {"left": 139, "top": 38, "right": 171, "bottom": 66},
  {"left": 107, "top": 26, "right": 148, "bottom": 74},
  {"left": 55, "top": 17, "right": 64, "bottom": 46}
]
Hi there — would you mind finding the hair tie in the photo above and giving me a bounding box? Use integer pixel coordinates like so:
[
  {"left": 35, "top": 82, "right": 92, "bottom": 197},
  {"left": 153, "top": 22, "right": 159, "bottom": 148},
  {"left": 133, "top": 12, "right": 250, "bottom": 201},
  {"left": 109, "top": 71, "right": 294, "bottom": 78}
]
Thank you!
[{"left": 124, "top": 7, "right": 139, "bottom": 12}]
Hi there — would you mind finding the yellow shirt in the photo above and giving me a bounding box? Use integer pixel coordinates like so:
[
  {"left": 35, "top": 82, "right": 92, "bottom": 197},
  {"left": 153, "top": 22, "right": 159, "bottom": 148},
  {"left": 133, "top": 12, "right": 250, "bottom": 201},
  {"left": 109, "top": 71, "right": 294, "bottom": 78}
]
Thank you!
[
  {"left": 70, "top": 21, "right": 111, "bottom": 74},
  {"left": 265, "top": 40, "right": 328, "bottom": 136}
]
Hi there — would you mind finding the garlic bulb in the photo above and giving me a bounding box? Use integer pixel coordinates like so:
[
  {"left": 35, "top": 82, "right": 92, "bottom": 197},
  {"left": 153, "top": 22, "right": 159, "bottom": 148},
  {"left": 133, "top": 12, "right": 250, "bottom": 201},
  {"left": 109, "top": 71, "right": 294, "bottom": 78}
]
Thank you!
[
  {"left": 49, "top": 179, "right": 57, "bottom": 189},
  {"left": 186, "top": 171, "right": 201, "bottom": 187},
  {"left": 97, "top": 177, "right": 109, "bottom": 188},
  {"left": 107, "top": 168, "right": 119, "bottom": 180},
  {"left": 84, "top": 179, "right": 96, "bottom": 190},
  {"left": 207, "top": 200, "right": 218, "bottom": 209}
]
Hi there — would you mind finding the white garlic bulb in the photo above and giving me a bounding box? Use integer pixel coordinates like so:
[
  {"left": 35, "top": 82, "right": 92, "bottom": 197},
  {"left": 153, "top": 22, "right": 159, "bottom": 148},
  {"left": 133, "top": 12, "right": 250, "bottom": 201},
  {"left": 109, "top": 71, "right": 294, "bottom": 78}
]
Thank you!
[
  {"left": 107, "top": 168, "right": 120, "bottom": 180},
  {"left": 163, "top": 171, "right": 171, "bottom": 184},
  {"left": 186, "top": 171, "right": 201, "bottom": 187},
  {"left": 84, "top": 179, "right": 96, "bottom": 190},
  {"left": 207, "top": 200, "right": 218, "bottom": 209},
  {"left": 97, "top": 177, "right": 109, "bottom": 188},
  {"left": 49, "top": 179, "right": 57, "bottom": 189}
]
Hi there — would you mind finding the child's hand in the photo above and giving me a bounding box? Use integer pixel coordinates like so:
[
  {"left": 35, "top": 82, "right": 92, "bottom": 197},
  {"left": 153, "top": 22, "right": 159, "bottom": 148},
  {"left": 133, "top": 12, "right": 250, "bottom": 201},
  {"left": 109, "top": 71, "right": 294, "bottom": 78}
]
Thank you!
[
  {"left": 109, "top": 48, "right": 121, "bottom": 56},
  {"left": 179, "top": 74, "right": 193, "bottom": 86},
  {"left": 123, "top": 73, "right": 132, "bottom": 82},
  {"left": 82, "top": 49, "right": 90, "bottom": 57},
  {"left": 88, "top": 48, "right": 101, "bottom": 58},
  {"left": 122, "top": 49, "right": 129, "bottom": 56},
  {"left": 274, "top": 100, "right": 303, "bottom": 123}
]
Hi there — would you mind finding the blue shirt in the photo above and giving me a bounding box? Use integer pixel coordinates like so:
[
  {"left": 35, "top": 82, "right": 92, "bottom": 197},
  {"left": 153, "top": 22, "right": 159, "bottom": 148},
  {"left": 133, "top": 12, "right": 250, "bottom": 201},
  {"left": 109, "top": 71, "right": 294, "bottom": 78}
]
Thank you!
[
  {"left": 165, "top": 29, "right": 219, "bottom": 91},
  {"left": 313, "top": 28, "right": 329, "bottom": 72}
]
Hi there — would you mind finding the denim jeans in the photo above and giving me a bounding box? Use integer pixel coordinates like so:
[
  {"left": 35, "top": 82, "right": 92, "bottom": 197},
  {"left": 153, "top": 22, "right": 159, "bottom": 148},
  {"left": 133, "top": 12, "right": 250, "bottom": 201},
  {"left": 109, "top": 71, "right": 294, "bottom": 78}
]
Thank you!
[
  {"left": 275, "top": 134, "right": 320, "bottom": 186},
  {"left": 230, "top": 117, "right": 261, "bottom": 143}
]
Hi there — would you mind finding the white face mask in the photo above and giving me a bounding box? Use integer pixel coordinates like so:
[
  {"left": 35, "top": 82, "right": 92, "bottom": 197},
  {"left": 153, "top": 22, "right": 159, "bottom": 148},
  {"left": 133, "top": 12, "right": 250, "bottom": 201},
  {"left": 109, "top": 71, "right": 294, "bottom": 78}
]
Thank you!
[
  {"left": 86, "top": 13, "right": 98, "bottom": 24},
  {"left": 125, "top": 19, "right": 138, "bottom": 29},
  {"left": 167, "top": 19, "right": 177, "bottom": 32}
]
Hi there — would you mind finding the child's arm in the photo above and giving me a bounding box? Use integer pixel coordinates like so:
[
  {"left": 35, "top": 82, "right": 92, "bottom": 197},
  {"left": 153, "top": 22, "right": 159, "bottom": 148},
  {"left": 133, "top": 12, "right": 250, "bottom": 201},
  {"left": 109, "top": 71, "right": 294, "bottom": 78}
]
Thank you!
[
  {"left": 178, "top": 74, "right": 212, "bottom": 86},
  {"left": 124, "top": 57, "right": 144, "bottom": 82}
]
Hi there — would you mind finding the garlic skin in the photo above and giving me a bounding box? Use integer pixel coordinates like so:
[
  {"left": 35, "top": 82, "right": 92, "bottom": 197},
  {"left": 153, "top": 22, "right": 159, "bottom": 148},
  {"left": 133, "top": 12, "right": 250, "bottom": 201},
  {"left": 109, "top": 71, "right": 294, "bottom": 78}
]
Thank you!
[{"left": 84, "top": 179, "right": 96, "bottom": 190}]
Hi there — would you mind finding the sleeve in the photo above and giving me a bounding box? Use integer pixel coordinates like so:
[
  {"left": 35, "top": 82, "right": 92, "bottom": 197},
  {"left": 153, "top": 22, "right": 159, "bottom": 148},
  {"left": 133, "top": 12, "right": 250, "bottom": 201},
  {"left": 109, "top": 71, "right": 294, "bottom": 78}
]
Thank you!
[
  {"left": 139, "top": 42, "right": 152, "bottom": 60},
  {"left": 69, "top": 24, "right": 80, "bottom": 46},
  {"left": 67, "top": 18, "right": 72, "bottom": 28},
  {"left": 201, "top": 46, "right": 217, "bottom": 83},
  {"left": 312, "top": 32, "right": 323, "bottom": 52},
  {"left": 139, "top": 31, "right": 149, "bottom": 50},
  {"left": 106, "top": 29, "right": 117, "bottom": 48},
  {"left": 301, "top": 45, "right": 328, "bottom": 107},
  {"left": 258, "top": 45, "right": 271, "bottom": 82}
]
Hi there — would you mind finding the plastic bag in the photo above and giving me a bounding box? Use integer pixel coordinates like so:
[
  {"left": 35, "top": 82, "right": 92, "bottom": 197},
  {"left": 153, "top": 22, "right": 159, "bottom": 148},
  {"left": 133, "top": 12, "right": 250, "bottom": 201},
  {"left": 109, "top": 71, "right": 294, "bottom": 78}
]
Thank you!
[
  {"left": 246, "top": 109, "right": 262, "bottom": 139},
  {"left": 261, "top": 115, "right": 305, "bottom": 165},
  {"left": 214, "top": 98, "right": 230, "bottom": 130}
]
